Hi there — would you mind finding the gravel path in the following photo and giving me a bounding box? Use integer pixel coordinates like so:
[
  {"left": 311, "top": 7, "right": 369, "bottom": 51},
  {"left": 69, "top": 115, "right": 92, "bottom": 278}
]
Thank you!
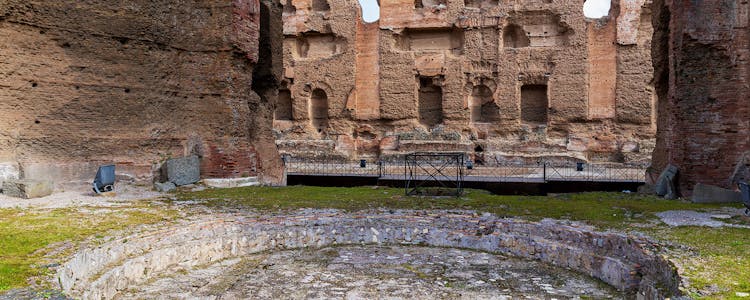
[
  {"left": 655, "top": 208, "right": 750, "bottom": 228},
  {"left": 0, "top": 184, "right": 163, "bottom": 209}
]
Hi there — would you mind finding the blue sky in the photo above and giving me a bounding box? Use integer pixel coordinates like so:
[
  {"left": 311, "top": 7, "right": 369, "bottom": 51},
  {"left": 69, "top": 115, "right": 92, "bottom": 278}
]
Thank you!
[
  {"left": 356, "top": 0, "right": 611, "bottom": 23},
  {"left": 358, "top": 0, "right": 380, "bottom": 23},
  {"left": 583, "top": 0, "right": 611, "bottom": 18}
]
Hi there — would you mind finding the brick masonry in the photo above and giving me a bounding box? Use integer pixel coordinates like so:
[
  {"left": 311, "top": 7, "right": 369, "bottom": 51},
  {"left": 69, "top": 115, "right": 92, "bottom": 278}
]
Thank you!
[
  {"left": 651, "top": 0, "right": 750, "bottom": 195},
  {"left": 0, "top": 0, "right": 283, "bottom": 186}
]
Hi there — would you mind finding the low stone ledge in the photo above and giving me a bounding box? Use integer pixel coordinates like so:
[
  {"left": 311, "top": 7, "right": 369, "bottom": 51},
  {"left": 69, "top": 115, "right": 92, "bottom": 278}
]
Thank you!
[
  {"left": 57, "top": 210, "right": 682, "bottom": 300},
  {"left": 2, "top": 179, "right": 54, "bottom": 199}
]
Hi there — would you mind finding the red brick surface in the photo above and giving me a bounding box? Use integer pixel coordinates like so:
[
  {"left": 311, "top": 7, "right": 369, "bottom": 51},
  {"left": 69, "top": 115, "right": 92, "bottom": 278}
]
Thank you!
[{"left": 651, "top": 0, "right": 750, "bottom": 195}]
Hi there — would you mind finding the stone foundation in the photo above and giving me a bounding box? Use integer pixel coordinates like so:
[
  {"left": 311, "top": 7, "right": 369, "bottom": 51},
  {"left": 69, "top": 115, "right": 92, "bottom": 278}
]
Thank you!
[{"left": 58, "top": 210, "right": 681, "bottom": 299}]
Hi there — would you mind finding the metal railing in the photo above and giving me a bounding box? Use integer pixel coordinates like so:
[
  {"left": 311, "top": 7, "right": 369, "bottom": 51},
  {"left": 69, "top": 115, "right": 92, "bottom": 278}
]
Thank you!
[{"left": 283, "top": 156, "right": 647, "bottom": 183}]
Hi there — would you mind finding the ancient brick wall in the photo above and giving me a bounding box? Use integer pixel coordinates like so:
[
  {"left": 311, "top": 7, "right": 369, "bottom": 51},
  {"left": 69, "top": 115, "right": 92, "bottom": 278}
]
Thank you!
[
  {"left": 275, "top": 0, "right": 657, "bottom": 167},
  {"left": 651, "top": 0, "right": 750, "bottom": 195},
  {"left": 0, "top": 0, "right": 283, "bottom": 186}
]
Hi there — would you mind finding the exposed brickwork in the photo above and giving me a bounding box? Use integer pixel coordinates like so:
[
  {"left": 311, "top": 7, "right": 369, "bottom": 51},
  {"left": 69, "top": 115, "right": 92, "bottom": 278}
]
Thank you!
[
  {"left": 0, "top": 0, "right": 283, "bottom": 185},
  {"left": 651, "top": 0, "right": 750, "bottom": 195},
  {"left": 201, "top": 140, "right": 259, "bottom": 178}
]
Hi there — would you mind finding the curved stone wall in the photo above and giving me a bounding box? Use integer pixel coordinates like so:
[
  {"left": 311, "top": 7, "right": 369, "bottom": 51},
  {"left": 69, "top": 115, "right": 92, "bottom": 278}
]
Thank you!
[{"left": 57, "top": 210, "right": 681, "bottom": 299}]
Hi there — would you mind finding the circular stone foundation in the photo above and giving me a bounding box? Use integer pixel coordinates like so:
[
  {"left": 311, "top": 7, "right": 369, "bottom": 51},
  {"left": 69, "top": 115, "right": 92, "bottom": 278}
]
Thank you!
[
  {"left": 120, "top": 245, "right": 622, "bottom": 299},
  {"left": 56, "top": 210, "right": 682, "bottom": 299}
]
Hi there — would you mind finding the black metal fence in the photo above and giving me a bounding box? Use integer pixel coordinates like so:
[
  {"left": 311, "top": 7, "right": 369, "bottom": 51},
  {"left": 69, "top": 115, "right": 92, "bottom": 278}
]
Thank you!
[{"left": 283, "top": 155, "right": 647, "bottom": 183}]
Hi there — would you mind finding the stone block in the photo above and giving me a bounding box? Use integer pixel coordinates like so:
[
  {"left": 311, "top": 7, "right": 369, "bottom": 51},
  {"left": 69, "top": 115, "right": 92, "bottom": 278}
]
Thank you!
[
  {"left": 691, "top": 183, "right": 742, "bottom": 203},
  {"left": 0, "top": 162, "right": 19, "bottom": 190},
  {"left": 655, "top": 164, "right": 678, "bottom": 198},
  {"left": 154, "top": 181, "right": 176, "bottom": 193},
  {"left": 165, "top": 156, "right": 200, "bottom": 186},
  {"left": 2, "top": 179, "right": 54, "bottom": 199},
  {"left": 203, "top": 177, "right": 259, "bottom": 189}
]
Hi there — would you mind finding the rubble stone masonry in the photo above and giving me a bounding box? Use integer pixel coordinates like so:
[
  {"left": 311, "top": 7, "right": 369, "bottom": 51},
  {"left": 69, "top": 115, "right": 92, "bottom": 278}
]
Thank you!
[{"left": 274, "top": 0, "right": 657, "bottom": 168}]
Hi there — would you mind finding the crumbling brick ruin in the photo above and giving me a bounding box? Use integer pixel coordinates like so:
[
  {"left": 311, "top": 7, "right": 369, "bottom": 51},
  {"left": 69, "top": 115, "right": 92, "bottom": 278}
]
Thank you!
[
  {"left": 650, "top": 0, "right": 750, "bottom": 195},
  {"left": 275, "top": 0, "right": 657, "bottom": 166},
  {"left": 1, "top": 0, "right": 747, "bottom": 196},
  {"left": 0, "top": 0, "right": 284, "bottom": 186}
]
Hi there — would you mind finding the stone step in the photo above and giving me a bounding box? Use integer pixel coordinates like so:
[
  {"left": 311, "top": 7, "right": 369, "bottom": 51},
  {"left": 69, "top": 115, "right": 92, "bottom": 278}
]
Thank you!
[{"left": 202, "top": 177, "right": 260, "bottom": 189}]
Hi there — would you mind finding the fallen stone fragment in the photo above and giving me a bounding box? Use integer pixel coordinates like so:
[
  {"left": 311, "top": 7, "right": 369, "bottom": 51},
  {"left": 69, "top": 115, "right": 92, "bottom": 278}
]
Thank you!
[
  {"left": 0, "top": 162, "right": 19, "bottom": 189},
  {"left": 154, "top": 181, "right": 177, "bottom": 193},
  {"left": 165, "top": 156, "right": 200, "bottom": 186},
  {"left": 2, "top": 179, "right": 54, "bottom": 199},
  {"left": 691, "top": 183, "right": 741, "bottom": 203},
  {"left": 655, "top": 164, "right": 678, "bottom": 199}
]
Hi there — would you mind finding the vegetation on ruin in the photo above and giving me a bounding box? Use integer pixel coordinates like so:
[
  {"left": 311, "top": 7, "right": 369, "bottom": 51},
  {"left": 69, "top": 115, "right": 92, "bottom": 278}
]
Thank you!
[
  {"left": 176, "top": 186, "right": 724, "bottom": 228},
  {"left": 0, "top": 204, "right": 179, "bottom": 291}
]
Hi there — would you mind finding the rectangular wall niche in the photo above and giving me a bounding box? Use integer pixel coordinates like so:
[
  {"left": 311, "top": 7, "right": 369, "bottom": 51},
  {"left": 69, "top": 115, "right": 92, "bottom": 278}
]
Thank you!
[
  {"left": 415, "top": 0, "right": 446, "bottom": 9},
  {"left": 310, "top": 89, "right": 329, "bottom": 132},
  {"left": 418, "top": 77, "right": 443, "bottom": 127},
  {"left": 294, "top": 33, "right": 344, "bottom": 59},
  {"left": 465, "top": 0, "right": 498, "bottom": 8},
  {"left": 521, "top": 84, "right": 548, "bottom": 124},
  {"left": 399, "top": 28, "right": 464, "bottom": 54},
  {"left": 509, "top": 12, "right": 570, "bottom": 47},
  {"left": 275, "top": 89, "right": 293, "bottom": 120}
]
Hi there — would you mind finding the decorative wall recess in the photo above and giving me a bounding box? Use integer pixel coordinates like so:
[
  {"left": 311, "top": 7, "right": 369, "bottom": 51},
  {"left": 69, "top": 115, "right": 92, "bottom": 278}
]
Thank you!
[
  {"left": 470, "top": 85, "right": 496, "bottom": 123},
  {"left": 275, "top": 89, "right": 293, "bottom": 120},
  {"left": 398, "top": 28, "right": 464, "bottom": 54},
  {"left": 503, "top": 24, "right": 530, "bottom": 48},
  {"left": 464, "top": 0, "right": 498, "bottom": 9},
  {"left": 293, "top": 33, "right": 346, "bottom": 59},
  {"left": 521, "top": 84, "right": 548, "bottom": 124},
  {"left": 310, "top": 89, "right": 329, "bottom": 132},
  {"left": 418, "top": 77, "right": 444, "bottom": 127}
]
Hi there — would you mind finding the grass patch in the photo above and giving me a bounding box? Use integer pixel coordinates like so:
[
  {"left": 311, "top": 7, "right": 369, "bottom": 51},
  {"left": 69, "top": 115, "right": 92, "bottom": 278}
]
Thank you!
[
  {"left": 176, "top": 186, "right": 726, "bottom": 228},
  {"left": 650, "top": 226, "right": 750, "bottom": 299},
  {"left": 0, "top": 205, "right": 178, "bottom": 291}
]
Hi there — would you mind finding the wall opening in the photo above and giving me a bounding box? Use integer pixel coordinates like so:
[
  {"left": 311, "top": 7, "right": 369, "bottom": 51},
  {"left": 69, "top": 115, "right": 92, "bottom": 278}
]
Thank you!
[
  {"left": 583, "top": 0, "right": 611, "bottom": 19},
  {"left": 310, "top": 89, "right": 329, "bottom": 132},
  {"left": 465, "top": 0, "right": 498, "bottom": 9},
  {"left": 415, "top": 0, "right": 446, "bottom": 9},
  {"left": 312, "top": 0, "right": 330, "bottom": 12},
  {"left": 275, "top": 89, "right": 293, "bottom": 120},
  {"left": 418, "top": 77, "right": 443, "bottom": 127},
  {"left": 357, "top": 0, "right": 380, "bottom": 23},
  {"left": 521, "top": 85, "right": 548, "bottom": 124},
  {"left": 294, "top": 33, "right": 344, "bottom": 59},
  {"left": 503, "top": 24, "right": 530, "bottom": 48},
  {"left": 470, "top": 85, "right": 495, "bottom": 123},
  {"left": 283, "top": 0, "right": 296, "bottom": 14}
]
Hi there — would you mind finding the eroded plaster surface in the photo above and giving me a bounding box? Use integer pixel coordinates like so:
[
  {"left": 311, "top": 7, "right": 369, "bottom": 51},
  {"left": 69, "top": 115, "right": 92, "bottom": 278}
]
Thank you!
[{"left": 275, "top": 0, "right": 656, "bottom": 166}]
